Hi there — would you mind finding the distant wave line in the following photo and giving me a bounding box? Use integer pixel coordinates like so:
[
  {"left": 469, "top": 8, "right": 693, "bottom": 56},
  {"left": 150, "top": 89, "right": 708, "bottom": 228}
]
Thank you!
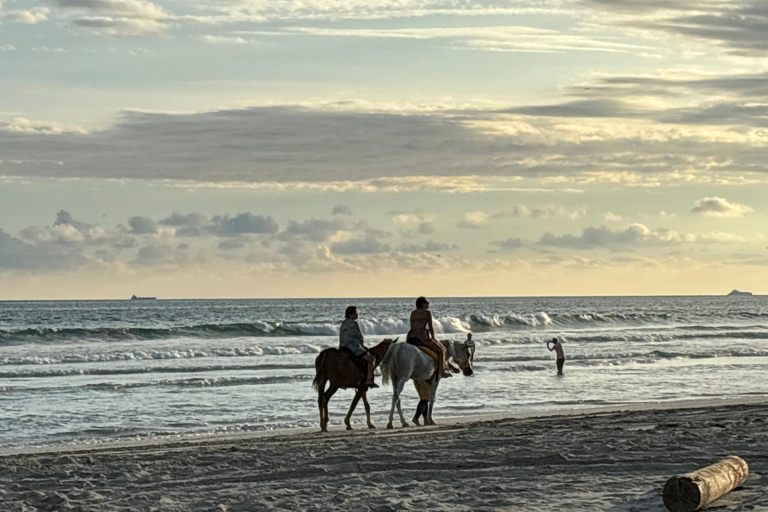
[{"left": 5, "top": 311, "right": 767, "bottom": 344}]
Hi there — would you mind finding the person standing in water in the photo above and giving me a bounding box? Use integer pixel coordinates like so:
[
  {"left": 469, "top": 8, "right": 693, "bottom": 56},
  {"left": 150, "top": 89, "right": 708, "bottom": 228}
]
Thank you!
[
  {"left": 547, "top": 337, "right": 565, "bottom": 375},
  {"left": 406, "top": 297, "right": 454, "bottom": 378}
]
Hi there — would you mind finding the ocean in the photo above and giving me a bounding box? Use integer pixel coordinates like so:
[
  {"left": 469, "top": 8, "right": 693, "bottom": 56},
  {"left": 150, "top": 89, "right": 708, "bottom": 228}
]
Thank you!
[{"left": 1, "top": 296, "right": 766, "bottom": 450}]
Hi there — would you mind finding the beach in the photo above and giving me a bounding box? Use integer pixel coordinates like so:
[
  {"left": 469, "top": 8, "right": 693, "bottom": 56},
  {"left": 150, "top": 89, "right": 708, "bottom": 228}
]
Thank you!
[{"left": 2, "top": 399, "right": 766, "bottom": 511}]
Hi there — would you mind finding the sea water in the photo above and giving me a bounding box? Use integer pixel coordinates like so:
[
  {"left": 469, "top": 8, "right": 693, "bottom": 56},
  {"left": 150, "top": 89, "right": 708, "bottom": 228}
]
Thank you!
[{"left": 1, "top": 296, "right": 766, "bottom": 449}]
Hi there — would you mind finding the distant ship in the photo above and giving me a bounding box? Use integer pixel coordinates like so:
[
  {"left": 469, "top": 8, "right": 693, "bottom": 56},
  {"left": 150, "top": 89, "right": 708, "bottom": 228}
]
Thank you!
[
  {"left": 130, "top": 295, "right": 157, "bottom": 300},
  {"left": 727, "top": 290, "right": 753, "bottom": 297}
]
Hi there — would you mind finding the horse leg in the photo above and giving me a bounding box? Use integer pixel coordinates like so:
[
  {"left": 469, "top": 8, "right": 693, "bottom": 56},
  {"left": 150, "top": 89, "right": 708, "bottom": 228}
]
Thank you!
[
  {"left": 317, "top": 379, "right": 327, "bottom": 432},
  {"left": 412, "top": 400, "right": 428, "bottom": 426},
  {"left": 412, "top": 380, "right": 431, "bottom": 426},
  {"left": 362, "top": 392, "right": 375, "bottom": 429},
  {"left": 426, "top": 381, "right": 439, "bottom": 426},
  {"left": 322, "top": 385, "right": 338, "bottom": 431},
  {"left": 387, "top": 379, "right": 404, "bottom": 429},
  {"left": 395, "top": 389, "right": 409, "bottom": 428},
  {"left": 345, "top": 388, "right": 365, "bottom": 430}
]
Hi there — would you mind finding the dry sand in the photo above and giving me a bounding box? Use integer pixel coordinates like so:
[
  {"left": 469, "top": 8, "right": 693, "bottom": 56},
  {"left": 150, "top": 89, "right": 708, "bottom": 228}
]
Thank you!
[{"left": 2, "top": 400, "right": 767, "bottom": 511}]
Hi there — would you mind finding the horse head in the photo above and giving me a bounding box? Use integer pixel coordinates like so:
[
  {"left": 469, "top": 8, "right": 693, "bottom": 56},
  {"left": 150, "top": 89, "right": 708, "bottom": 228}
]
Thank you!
[
  {"left": 450, "top": 337, "right": 475, "bottom": 376},
  {"left": 370, "top": 336, "right": 398, "bottom": 363}
]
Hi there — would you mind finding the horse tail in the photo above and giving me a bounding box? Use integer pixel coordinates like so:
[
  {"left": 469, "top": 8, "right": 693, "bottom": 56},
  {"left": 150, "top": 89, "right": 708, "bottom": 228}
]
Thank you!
[
  {"left": 312, "top": 350, "right": 328, "bottom": 392},
  {"left": 380, "top": 344, "right": 395, "bottom": 386}
]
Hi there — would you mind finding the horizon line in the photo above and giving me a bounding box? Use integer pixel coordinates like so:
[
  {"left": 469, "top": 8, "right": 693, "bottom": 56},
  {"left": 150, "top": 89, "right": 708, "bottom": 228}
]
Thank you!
[{"left": 0, "top": 293, "right": 763, "bottom": 302}]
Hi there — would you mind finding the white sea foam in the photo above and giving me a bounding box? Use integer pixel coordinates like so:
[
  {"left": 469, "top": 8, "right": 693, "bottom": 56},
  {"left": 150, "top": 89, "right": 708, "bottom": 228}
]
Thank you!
[{"left": 2, "top": 295, "right": 768, "bottom": 449}]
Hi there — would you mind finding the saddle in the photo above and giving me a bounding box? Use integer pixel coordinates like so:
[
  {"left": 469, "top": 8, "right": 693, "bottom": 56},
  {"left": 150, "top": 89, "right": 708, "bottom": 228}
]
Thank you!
[{"left": 339, "top": 347, "right": 368, "bottom": 376}]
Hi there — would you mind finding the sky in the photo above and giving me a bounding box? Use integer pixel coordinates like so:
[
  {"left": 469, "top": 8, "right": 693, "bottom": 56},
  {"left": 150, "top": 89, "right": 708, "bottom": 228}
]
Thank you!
[{"left": 1, "top": 0, "right": 768, "bottom": 299}]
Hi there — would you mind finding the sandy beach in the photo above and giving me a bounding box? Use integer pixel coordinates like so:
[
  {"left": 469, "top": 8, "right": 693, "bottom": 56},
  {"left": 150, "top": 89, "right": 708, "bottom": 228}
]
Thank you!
[{"left": 1, "top": 399, "right": 766, "bottom": 511}]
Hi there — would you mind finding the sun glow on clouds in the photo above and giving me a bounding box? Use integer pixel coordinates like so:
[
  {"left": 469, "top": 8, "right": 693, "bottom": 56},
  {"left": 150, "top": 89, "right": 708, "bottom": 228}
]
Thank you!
[{"left": 4, "top": 0, "right": 768, "bottom": 295}]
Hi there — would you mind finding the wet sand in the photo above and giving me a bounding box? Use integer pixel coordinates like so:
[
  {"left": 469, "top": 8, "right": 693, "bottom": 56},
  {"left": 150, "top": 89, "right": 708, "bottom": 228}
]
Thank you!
[{"left": 1, "top": 400, "right": 767, "bottom": 511}]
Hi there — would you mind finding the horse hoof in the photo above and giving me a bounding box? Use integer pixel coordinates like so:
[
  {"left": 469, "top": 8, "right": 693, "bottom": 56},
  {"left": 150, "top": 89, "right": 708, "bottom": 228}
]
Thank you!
[
  {"left": 346, "top": 425, "right": 353, "bottom": 431},
  {"left": 386, "top": 423, "right": 393, "bottom": 429},
  {"left": 401, "top": 422, "right": 410, "bottom": 428},
  {"left": 368, "top": 424, "right": 376, "bottom": 429},
  {"left": 320, "top": 427, "right": 327, "bottom": 432}
]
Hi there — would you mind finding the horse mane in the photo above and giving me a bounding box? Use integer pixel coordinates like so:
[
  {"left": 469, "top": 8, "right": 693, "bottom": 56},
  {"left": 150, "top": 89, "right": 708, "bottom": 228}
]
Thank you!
[{"left": 369, "top": 338, "right": 394, "bottom": 364}]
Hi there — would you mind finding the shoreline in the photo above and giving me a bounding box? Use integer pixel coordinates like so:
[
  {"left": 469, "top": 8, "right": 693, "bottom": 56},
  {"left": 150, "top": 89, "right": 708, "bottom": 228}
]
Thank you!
[
  {"left": 3, "top": 394, "right": 767, "bottom": 457},
  {"left": 2, "top": 397, "right": 766, "bottom": 510}
]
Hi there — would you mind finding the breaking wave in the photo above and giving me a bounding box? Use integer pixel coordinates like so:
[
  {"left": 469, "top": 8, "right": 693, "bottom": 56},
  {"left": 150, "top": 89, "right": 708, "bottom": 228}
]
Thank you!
[{"left": 1, "top": 310, "right": 724, "bottom": 345}]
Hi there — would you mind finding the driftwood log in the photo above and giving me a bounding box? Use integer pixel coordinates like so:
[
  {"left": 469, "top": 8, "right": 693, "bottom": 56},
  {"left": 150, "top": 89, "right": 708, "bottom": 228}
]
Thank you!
[{"left": 662, "top": 455, "right": 748, "bottom": 512}]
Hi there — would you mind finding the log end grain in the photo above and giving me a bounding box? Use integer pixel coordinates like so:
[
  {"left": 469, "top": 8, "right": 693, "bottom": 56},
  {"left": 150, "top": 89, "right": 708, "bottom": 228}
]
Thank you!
[{"left": 663, "top": 476, "right": 701, "bottom": 512}]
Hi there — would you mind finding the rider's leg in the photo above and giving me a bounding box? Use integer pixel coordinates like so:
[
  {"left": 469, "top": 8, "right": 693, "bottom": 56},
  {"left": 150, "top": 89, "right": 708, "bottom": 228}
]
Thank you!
[
  {"left": 363, "top": 352, "right": 376, "bottom": 385},
  {"left": 423, "top": 338, "right": 451, "bottom": 378}
]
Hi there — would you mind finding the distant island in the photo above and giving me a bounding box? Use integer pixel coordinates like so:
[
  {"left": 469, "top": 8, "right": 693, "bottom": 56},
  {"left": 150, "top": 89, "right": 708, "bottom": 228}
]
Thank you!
[
  {"left": 130, "top": 295, "right": 157, "bottom": 301},
  {"left": 727, "top": 290, "right": 753, "bottom": 297}
]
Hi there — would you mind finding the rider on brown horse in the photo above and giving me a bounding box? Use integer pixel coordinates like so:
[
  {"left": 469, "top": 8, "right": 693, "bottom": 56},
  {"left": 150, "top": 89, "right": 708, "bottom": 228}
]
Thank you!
[{"left": 339, "top": 305, "right": 378, "bottom": 388}]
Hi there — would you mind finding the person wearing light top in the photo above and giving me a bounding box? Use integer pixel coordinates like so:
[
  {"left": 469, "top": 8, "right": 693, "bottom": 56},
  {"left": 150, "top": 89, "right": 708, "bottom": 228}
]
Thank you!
[
  {"left": 339, "top": 305, "right": 378, "bottom": 388},
  {"left": 547, "top": 337, "right": 565, "bottom": 375}
]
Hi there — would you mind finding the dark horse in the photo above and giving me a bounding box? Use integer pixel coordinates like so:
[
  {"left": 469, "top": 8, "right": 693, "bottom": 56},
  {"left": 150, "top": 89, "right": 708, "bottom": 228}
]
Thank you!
[{"left": 312, "top": 338, "right": 395, "bottom": 432}]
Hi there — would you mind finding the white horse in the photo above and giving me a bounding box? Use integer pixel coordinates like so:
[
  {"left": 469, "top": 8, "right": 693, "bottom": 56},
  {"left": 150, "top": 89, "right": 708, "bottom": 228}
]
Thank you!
[{"left": 380, "top": 338, "right": 475, "bottom": 429}]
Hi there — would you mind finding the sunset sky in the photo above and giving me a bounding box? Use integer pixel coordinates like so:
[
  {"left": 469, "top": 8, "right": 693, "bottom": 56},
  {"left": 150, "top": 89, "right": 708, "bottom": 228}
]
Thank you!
[{"left": 1, "top": 0, "right": 767, "bottom": 299}]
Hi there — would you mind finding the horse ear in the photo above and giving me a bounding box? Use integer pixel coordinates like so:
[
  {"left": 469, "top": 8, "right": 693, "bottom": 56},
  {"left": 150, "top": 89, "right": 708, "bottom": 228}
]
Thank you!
[{"left": 393, "top": 337, "right": 399, "bottom": 342}]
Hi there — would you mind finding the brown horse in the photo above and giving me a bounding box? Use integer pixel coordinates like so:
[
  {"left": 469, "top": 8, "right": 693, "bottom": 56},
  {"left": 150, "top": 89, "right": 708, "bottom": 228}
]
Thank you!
[{"left": 312, "top": 338, "right": 396, "bottom": 432}]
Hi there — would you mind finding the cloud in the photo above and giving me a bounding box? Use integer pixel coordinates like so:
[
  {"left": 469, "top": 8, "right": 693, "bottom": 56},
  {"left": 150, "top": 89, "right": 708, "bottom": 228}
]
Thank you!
[
  {"left": 4, "top": 100, "right": 768, "bottom": 188},
  {"left": 332, "top": 204, "right": 353, "bottom": 216},
  {"left": 391, "top": 210, "right": 436, "bottom": 224},
  {"left": 159, "top": 212, "right": 206, "bottom": 227},
  {"left": 395, "top": 241, "right": 458, "bottom": 253},
  {"left": 585, "top": 0, "right": 768, "bottom": 56},
  {"left": 489, "top": 238, "right": 526, "bottom": 251},
  {"left": 1, "top": 117, "right": 85, "bottom": 134},
  {"left": 457, "top": 211, "right": 488, "bottom": 229},
  {"left": 491, "top": 204, "right": 586, "bottom": 220},
  {"left": 217, "top": 238, "right": 250, "bottom": 251},
  {"left": 52, "top": 0, "right": 166, "bottom": 18},
  {"left": 0, "top": 228, "right": 89, "bottom": 270},
  {"left": 133, "top": 243, "right": 190, "bottom": 265},
  {"left": 691, "top": 197, "right": 754, "bottom": 218},
  {"left": 684, "top": 232, "right": 748, "bottom": 244},
  {"left": 1, "top": 7, "right": 50, "bottom": 23},
  {"left": 213, "top": 1, "right": 569, "bottom": 24},
  {"left": 48, "top": 0, "right": 172, "bottom": 35},
  {"left": 20, "top": 219, "right": 108, "bottom": 244},
  {"left": 282, "top": 25, "right": 653, "bottom": 54},
  {"left": 330, "top": 235, "right": 390, "bottom": 255},
  {"left": 389, "top": 210, "right": 437, "bottom": 236},
  {"left": 538, "top": 224, "right": 681, "bottom": 249},
  {"left": 279, "top": 218, "right": 347, "bottom": 242},
  {"left": 128, "top": 216, "right": 158, "bottom": 234},
  {"left": 415, "top": 223, "right": 435, "bottom": 235},
  {"left": 537, "top": 223, "right": 748, "bottom": 249},
  {"left": 71, "top": 16, "right": 166, "bottom": 36},
  {"left": 210, "top": 212, "right": 279, "bottom": 236},
  {"left": 201, "top": 35, "right": 251, "bottom": 45},
  {"left": 54, "top": 210, "right": 92, "bottom": 231}
]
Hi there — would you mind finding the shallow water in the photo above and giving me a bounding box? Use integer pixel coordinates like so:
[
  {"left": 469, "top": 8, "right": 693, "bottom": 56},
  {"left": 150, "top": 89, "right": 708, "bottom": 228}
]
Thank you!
[{"left": 1, "top": 296, "right": 766, "bottom": 448}]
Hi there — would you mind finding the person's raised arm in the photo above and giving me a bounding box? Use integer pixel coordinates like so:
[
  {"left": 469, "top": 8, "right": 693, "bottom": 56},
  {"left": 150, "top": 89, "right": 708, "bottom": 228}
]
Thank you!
[{"left": 547, "top": 341, "right": 554, "bottom": 351}]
